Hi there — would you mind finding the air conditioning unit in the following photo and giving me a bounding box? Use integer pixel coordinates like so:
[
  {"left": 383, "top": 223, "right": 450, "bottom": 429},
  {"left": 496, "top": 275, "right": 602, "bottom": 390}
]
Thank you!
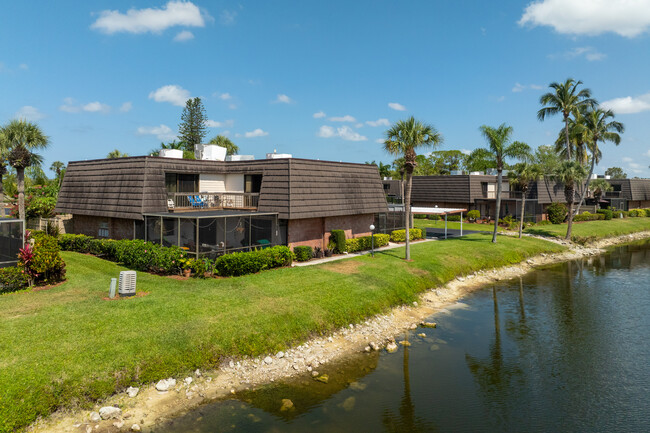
[{"left": 118, "top": 271, "right": 137, "bottom": 297}]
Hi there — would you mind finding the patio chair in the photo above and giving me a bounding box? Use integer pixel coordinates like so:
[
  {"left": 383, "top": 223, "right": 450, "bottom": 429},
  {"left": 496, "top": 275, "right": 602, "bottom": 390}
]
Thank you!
[
  {"left": 194, "top": 196, "right": 207, "bottom": 208},
  {"left": 167, "top": 199, "right": 175, "bottom": 209},
  {"left": 187, "top": 195, "right": 199, "bottom": 208}
]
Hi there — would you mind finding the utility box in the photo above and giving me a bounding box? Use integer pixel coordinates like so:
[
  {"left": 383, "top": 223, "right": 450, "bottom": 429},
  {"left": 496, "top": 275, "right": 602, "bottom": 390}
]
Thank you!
[{"left": 118, "top": 271, "right": 137, "bottom": 297}]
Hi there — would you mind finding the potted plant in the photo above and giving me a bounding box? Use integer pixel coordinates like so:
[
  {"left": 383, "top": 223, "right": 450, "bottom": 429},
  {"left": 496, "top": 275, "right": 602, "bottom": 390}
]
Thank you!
[{"left": 179, "top": 258, "right": 194, "bottom": 277}]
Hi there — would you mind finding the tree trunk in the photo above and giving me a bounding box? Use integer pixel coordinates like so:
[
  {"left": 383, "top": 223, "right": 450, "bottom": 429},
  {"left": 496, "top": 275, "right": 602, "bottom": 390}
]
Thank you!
[
  {"left": 17, "top": 167, "right": 25, "bottom": 221},
  {"left": 564, "top": 114, "right": 571, "bottom": 161},
  {"left": 574, "top": 151, "right": 595, "bottom": 216},
  {"left": 493, "top": 170, "right": 502, "bottom": 243},
  {"left": 565, "top": 184, "right": 575, "bottom": 240},
  {"left": 519, "top": 194, "right": 526, "bottom": 239},
  {"left": 404, "top": 168, "right": 413, "bottom": 260}
]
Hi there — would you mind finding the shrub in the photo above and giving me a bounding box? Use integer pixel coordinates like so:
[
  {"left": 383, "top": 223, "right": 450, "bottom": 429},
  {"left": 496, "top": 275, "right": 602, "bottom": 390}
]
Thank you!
[
  {"left": 615, "top": 210, "right": 628, "bottom": 218},
  {"left": 330, "top": 230, "right": 346, "bottom": 254},
  {"left": 0, "top": 266, "right": 30, "bottom": 294},
  {"left": 547, "top": 202, "right": 567, "bottom": 224},
  {"left": 345, "top": 234, "right": 390, "bottom": 253},
  {"left": 390, "top": 228, "right": 424, "bottom": 242},
  {"left": 414, "top": 214, "right": 427, "bottom": 219},
  {"left": 429, "top": 214, "right": 441, "bottom": 221},
  {"left": 31, "top": 234, "right": 66, "bottom": 285},
  {"left": 597, "top": 209, "right": 613, "bottom": 220},
  {"left": 446, "top": 215, "right": 461, "bottom": 222},
  {"left": 467, "top": 210, "right": 480, "bottom": 221},
  {"left": 294, "top": 246, "right": 313, "bottom": 262},
  {"left": 573, "top": 212, "right": 605, "bottom": 222},
  {"left": 536, "top": 220, "right": 553, "bottom": 226},
  {"left": 59, "top": 234, "right": 93, "bottom": 252},
  {"left": 214, "top": 246, "right": 293, "bottom": 277}
]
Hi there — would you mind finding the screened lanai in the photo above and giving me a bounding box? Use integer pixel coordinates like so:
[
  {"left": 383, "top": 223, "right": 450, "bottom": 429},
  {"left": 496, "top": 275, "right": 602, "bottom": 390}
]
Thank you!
[{"left": 142, "top": 210, "right": 281, "bottom": 259}]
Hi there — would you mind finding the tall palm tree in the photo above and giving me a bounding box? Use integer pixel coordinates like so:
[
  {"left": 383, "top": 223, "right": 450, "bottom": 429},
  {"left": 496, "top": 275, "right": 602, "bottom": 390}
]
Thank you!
[
  {"left": 554, "top": 160, "right": 587, "bottom": 240},
  {"left": 1, "top": 120, "right": 49, "bottom": 221},
  {"left": 384, "top": 117, "right": 443, "bottom": 260},
  {"left": 50, "top": 160, "right": 65, "bottom": 190},
  {"left": 538, "top": 78, "right": 596, "bottom": 160},
  {"left": 470, "top": 124, "right": 531, "bottom": 243},
  {"left": 589, "top": 178, "right": 613, "bottom": 205},
  {"left": 553, "top": 107, "right": 589, "bottom": 165},
  {"left": 208, "top": 135, "right": 239, "bottom": 155},
  {"left": 574, "top": 108, "right": 624, "bottom": 213},
  {"left": 508, "top": 162, "right": 542, "bottom": 238},
  {"left": 0, "top": 135, "right": 8, "bottom": 206}
]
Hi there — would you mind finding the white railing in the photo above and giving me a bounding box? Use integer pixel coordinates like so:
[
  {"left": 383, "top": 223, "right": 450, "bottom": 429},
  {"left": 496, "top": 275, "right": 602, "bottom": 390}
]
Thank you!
[{"left": 167, "top": 192, "right": 259, "bottom": 210}]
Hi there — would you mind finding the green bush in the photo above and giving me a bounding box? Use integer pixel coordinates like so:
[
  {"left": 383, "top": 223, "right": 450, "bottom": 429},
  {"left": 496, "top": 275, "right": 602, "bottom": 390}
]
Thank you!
[
  {"left": 414, "top": 214, "right": 427, "bottom": 219},
  {"left": 330, "top": 230, "right": 346, "bottom": 254},
  {"left": 214, "top": 246, "right": 293, "bottom": 277},
  {"left": 0, "top": 267, "right": 30, "bottom": 294},
  {"left": 547, "top": 202, "right": 567, "bottom": 224},
  {"left": 429, "top": 214, "right": 441, "bottom": 221},
  {"left": 597, "top": 209, "right": 613, "bottom": 220},
  {"left": 31, "top": 234, "right": 66, "bottom": 285},
  {"left": 615, "top": 210, "right": 628, "bottom": 218},
  {"left": 390, "top": 228, "right": 424, "bottom": 242},
  {"left": 294, "top": 246, "right": 313, "bottom": 262},
  {"left": 467, "top": 210, "right": 480, "bottom": 221},
  {"left": 345, "top": 234, "right": 390, "bottom": 253},
  {"left": 446, "top": 215, "right": 461, "bottom": 222},
  {"left": 573, "top": 212, "right": 605, "bottom": 222}
]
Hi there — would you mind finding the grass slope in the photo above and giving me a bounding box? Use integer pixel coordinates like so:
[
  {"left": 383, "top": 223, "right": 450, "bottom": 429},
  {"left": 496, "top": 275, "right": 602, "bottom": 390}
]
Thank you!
[
  {"left": 525, "top": 218, "right": 650, "bottom": 243},
  {"left": 0, "top": 234, "right": 564, "bottom": 432}
]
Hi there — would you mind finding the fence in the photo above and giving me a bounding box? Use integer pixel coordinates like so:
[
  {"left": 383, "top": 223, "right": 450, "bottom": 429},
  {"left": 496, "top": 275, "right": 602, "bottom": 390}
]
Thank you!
[{"left": 0, "top": 219, "right": 24, "bottom": 268}]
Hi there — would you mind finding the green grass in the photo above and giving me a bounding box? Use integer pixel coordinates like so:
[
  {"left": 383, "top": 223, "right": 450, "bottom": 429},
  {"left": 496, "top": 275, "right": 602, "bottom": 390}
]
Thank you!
[
  {"left": 0, "top": 234, "right": 565, "bottom": 432},
  {"left": 524, "top": 217, "right": 650, "bottom": 243},
  {"left": 414, "top": 218, "right": 504, "bottom": 232}
]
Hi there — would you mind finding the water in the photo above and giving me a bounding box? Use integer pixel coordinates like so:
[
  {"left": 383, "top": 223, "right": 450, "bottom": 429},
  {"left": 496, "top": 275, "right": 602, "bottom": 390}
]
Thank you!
[{"left": 156, "top": 240, "right": 650, "bottom": 433}]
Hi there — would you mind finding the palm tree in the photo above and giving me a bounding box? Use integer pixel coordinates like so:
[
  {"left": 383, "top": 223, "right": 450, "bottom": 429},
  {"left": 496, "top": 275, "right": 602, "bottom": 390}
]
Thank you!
[
  {"left": 470, "top": 124, "right": 531, "bottom": 243},
  {"left": 538, "top": 78, "right": 596, "bottom": 160},
  {"left": 589, "top": 178, "right": 613, "bottom": 205},
  {"left": 553, "top": 107, "right": 589, "bottom": 165},
  {"left": 554, "top": 160, "right": 587, "bottom": 240},
  {"left": 0, "top": 137, "right": 8, "bottom": 206},
  {"left": 208, "top": 135, "right": 239, "bottom": 155},
  {"left": 508, "top": 163, "right": 542, "bottom": 238},
  {"left": 384, "top": 117, "right": 443, "bottom": 260},
  {"left": 1, "top": 119, "right": 49, "bottom": 221},
  {"left": 574, "top": 108, "right": 623, "bottom": 213},
  {"left": 106, "top": 149, "right": 129, "bottom": 159},
  {"left": 50, "top": 160, "right": 65, "bottom": 189}
]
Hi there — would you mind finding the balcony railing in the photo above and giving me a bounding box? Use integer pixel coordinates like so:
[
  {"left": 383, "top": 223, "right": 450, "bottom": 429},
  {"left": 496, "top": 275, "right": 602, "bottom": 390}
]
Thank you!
[
  {"left": 167, "top": 192, "right": 259, "bottom": 210},
  {"left": 482, "top": 191, "right": 524, "bottom": 199},
  {"left": 604, "top": 191, "right": 621, "bottom": 198}
]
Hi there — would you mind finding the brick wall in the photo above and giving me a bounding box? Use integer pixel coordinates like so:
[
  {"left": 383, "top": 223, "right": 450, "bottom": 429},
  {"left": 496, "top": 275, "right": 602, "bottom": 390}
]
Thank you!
[
  {"left": 287, "top": 213, "right": 374, "bottom": 249},
  {"left": 70, "top": 215, "right": 134, "bottom": 240}
]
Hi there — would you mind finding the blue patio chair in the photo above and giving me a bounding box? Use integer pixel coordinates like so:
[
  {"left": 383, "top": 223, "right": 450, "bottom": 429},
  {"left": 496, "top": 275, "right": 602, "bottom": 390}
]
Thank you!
[
  {"left": 187, "top": 195, "right": 198, "bottom": 208},
  {"left": 194, "top": 196, "right": 207, "bottom": 208}
]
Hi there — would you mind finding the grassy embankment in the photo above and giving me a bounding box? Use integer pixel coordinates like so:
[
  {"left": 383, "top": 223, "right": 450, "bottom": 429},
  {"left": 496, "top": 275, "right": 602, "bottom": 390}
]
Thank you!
[
  {"left": 525, "top": 218, "right": 650, "bottom": 243},
  {"left": 0, "top": 234, "right": 564, "bottom": 432},
  {"left": 413, "top": 218, "right": 504, "bottom": 232}
]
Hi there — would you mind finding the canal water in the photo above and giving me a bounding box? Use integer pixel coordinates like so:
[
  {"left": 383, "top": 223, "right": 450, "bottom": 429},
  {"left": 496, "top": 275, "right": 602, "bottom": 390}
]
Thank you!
[{"left": 156, "top": 240, "right": 650, "bottom": 433}]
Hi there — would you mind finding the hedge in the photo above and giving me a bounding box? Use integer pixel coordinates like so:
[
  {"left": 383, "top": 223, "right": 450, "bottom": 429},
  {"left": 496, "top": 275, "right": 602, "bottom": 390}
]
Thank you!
[
  {"left": 345, "top": 234, "right": 390, "bottom": 253},
  {"left": 390, "top": 228, "right": 424, "bottom": 242},
  {"left": 0, "top": 267, "right": 29, "bottom": 294},
  {"left": 213, "top": 246, "right": 293, "bottom": 277},
  {"left": 330, "top": 230, "right": 346, "bottom": 253},
  {"left": 573, "top": 212, "right": 605, "bottom": 222},
  {"left": 597, "top": 209, "right": 613, "bottom": 220},
  {"left": 293, "top": 246, "right": 313, "bottom": 262}
]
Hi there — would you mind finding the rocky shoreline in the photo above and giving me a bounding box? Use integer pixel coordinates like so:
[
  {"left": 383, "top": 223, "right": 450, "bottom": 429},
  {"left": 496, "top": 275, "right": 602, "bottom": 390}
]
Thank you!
[{"left": 28, "top": 231, "right": 650, "bottom": 433}]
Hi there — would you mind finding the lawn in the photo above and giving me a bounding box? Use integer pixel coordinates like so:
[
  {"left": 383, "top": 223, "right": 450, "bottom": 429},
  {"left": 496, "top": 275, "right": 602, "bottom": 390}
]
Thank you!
[
  {"left": 524, "top": 217, "right": 650, "bottom": 243},
  {"left": 0, "top": 234, "right": 565, "bottom": 432},
  {"left": 414, "top": 218, "right": 505, "bottom": 232}
]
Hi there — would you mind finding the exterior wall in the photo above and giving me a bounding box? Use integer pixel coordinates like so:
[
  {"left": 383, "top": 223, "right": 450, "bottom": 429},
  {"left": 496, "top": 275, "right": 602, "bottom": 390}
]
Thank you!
[
  {"left": 225, "top": 174, "right": 244, "bottom": 192},
  {"left": 198, "top": 174, "right": 226, "bottom": 192},
  {"left": 71, "top": 215, "right": 134, "bottom": 240},
  {"left": 287, "top": 213, "right": 374, "bottom": 249},
  {"left": 629, "top": 200, "right": 650, "bottom": 209}
]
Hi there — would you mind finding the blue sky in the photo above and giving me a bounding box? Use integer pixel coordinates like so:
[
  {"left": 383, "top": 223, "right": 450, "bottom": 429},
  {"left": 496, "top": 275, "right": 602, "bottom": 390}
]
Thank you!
[{"left": 1, "top": 0, "right": 650, "bottom": 177}]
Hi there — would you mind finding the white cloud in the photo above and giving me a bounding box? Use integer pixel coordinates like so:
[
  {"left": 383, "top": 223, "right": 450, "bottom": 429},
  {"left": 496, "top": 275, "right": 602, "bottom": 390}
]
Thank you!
[
  {"left": 228, "top": 103, "right": 237, "bottom": 110},
  {"left": 148, "top": 84, "right": 190, "bottom": 106},
  {"left": 375, "top": 138, "right": 385, "bottom": 144},
  {"left": 275, "top": 94, "right": 293, "bottom": 104},
  {"left": 217, "top": 92, "right": 232, "bottom": 100},
  {"left": 244, "top": 128, "right": 268, "bottom": 138},
  {"left": 366, "top": 118, "right": 390, "bottom": 127},
  {"left": 59, "top": 97, "right": 80, "bottom": 113},
  {"left": 601, "top": 93, "right": 650, "bottom": 114},
  {"left": 645, "top": 149, "right": 650, "bottom": 157},
  {"left": 318, "top": 125, "right": 367, "bottom": 141},
  {"left": 119, "top": 102, "right": 132, "bottom": 112},
  {"left": 329, "top": 115, "right": 356, "bottom": 122},
  {"left": 622, "top": 157, "right": 634, "bottom": 163},
  {"left": 513, "top": 82, "right": 544, "bottom": 92},
  {"left": 220, "top": 10, "right": 237, "bottom": 25},
  {"left": 461, "top": 149, "right": 472, "bottom": 155},
  {"left": 19, "top": 63, "right": 28, "bottom": 70},
  {"left": 512, "top": 83, "right": 525, "bottom": 93},
  {"left": 90, "top": 1, "right": 206, "bottom": 34},
  {"left": 355, "top": 123, "right": 364, "bottom": 128},
  {"left": 388, "top": 102, "right": 406, "bottom": 111},
  {"left": 519, "top": 0, "right": 650, "bottom": 38},
  {"left": 206, "top": 119, "right": 234, "bottom": 128},
  {"left": 564, "top": 46, "right": 606, "bottom": 61},
  {"left": 173, "top": 30, "right": 194, "bottom": 42},
  {"left": 313, "top": 111, "right": 326, "bottom": 118},
  {"left": 83, "top": 101, "right": 111, "bottom": 113},
  {"left": 15, "top": 106, "right": 45, "bottom": 121},
  {"left": 137, "top": 124, "right": 176, "bottom": 140}
]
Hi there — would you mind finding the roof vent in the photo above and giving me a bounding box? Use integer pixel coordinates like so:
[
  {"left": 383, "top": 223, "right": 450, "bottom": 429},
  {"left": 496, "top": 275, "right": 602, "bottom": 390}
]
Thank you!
[
  {"left": 266, "top": 151, "right": 292, "bottom": 159},
  {"left": 118, "top": 271, "right": 137, "bottom": 297},
  {"left": 226, "top": 155, "right": 255, "bottom": 161},
  {"left": 159, "top": 149, "right": 183, "bottom": 159}
]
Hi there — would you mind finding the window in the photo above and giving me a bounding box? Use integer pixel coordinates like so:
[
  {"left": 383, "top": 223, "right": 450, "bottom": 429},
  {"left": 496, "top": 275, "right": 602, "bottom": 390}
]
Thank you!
[
  {"left": 165, "top": 173, "right": 199, "bottom": 193},
  {"left": 244, "top": 174, "right": 262, "bottom": 193},
  {"left": 98, "top": 222, "right": 109, "bottom": 238}
]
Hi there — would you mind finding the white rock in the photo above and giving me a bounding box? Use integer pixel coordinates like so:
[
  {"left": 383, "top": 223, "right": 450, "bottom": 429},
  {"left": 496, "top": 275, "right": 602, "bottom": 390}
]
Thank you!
[
  {"left": 155, "top": 378, "right": 176, "bottom": 392},
  {"left": 264, "top": 356, "right": 273, "bottom": 364},
  {"left": 184, "top": 377, "right": 193, "bottom": 385},
  {"left": 99, "top": 406, "right": 122, "bottom": 420},
  {"left": 113, "top": 420, "right": 124, "bottom": 429},
  {"left": 195, "top": 369, "right": 202, "bottom": 377},
  {"left": 413, "top": 301, "right": 418, "bottom": 307},
  {"left": 131, "top": 424, "right": 141, "bottom": 432},
  {"left": 86, "top": 426, "right": 93, "bottom": 433},
  {"left": 126, "top": 387, "right": 139, "bottom": 398},
  {"left": 276, "top": 351, "right": 285, "bottom": 358},
  {"left": 307, "top": 366, "right": 313, "bottom": 372},
  {"left": 229, "top": 360, "right": 235, "bottom": 368},
  {"left": 89, "top": 411, "right": 101, "bottom": 422},
  {"left": 385, "top": 342, "right": 399, "bottom": 353},
  {"left": 311, "top": 371, "right": 319, "bottom": 377}
]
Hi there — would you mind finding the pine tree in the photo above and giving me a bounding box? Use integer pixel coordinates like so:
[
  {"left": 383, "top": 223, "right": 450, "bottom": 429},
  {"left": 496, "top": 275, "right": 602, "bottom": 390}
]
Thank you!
[{"left": 178, "top": 97, "right": 207, "bottom": 153}]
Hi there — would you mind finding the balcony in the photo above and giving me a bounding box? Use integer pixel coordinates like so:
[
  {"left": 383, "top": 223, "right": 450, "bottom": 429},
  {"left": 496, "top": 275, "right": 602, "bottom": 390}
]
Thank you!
[
  {"left": 167, "top": 192, "right": 259, "bottom": 211},
  {"left": 482, "top": 191, "right": 524, "bottom": 199}
]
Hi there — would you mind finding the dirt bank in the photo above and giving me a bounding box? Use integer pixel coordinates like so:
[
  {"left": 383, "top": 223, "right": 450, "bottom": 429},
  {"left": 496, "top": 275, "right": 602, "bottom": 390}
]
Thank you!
[{"left": 28, "top": 232, "right": 650, "bottom": 433}]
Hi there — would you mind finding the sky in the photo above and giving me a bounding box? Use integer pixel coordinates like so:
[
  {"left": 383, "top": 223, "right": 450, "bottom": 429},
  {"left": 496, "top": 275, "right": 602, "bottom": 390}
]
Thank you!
[{"left": 1, "top": 0, "right": 650, "bottom": 178}]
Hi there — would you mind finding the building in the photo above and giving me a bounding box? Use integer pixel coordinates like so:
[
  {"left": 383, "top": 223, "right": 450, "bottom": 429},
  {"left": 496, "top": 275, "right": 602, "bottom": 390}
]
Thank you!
[{"left": 55, "top": 155, "right": 387, "bottom": 257}]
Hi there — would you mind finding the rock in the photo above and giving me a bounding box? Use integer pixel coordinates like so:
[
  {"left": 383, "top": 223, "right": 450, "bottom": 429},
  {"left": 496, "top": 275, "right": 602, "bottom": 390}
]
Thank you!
[
  {"left": 90, "top": 412, "right": 101, "bottom": 422},
  {"left": 229, "top": 360, "right": 235, "bottom": 368},
  {"left": 409, "top": 323, "right": 417, "bottom": 330},
  {"left": 131, "top": 424, "right": 141, "bottom": 432},
  {"left": 113, "top": 420, "right": 124, "bottom": 429},
  {"left": 126, "top": 387, "right": 139, "bottom": 398},
  {"left": 276, "top": 351, "right": 285, "bottom": 358},
  {"left": 421, "top": 321, "right": 437, "bottom": 328},
  {"left": 99, "top": 406, "right": 122, "bottom": 420},
  {"left": 86, "top": 426, "right": 93, "bottom": 433},
  {"left": 195, "top": 369, "right": 202, "bottom": 377},
  {"left": 364, "top": 346, "right": 371, "bottom": 353},
  {"left": 264, "top": 356, "right": 273, "bottom": 365},
  {"left": 307, "top": 366, "right": 312, "bottom": 372},
  {"left": 418, "top": 333, "right": 427, "bottom": 338},
  {"left": 292, "top": 364, "right": 299, "bottom": 370},
  {"left": 328, "top": 337, "right": 334, "bottom": 342},
  {"left": 457, "top": 276, "right": 465, "bottom": 281},
  {"left": 230, "top": 388, "right": 236, "bottom": 394},
  {"left": 311, "top": 371, "right": 319, "bottom": 377},
  {"left": 155, "top": 378, "right": 176, "bottom": 392},
  {"left": 315, "top": 374, "right": 329, "bottom": 383},
  {"left": 184, "top": 377, "right": 193, "bottom": 385},
  {"left": 369, "top": 342, "right": 380, "bottom": 351},
  {"left": 280, "top": 399, "right": 294, "bottom": 411},
  {"left": 399, "top": 340, "right": 411, "bottom": 346},
  {"left": 386, "top": 342, "right": 398, "bottom": 353}
]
